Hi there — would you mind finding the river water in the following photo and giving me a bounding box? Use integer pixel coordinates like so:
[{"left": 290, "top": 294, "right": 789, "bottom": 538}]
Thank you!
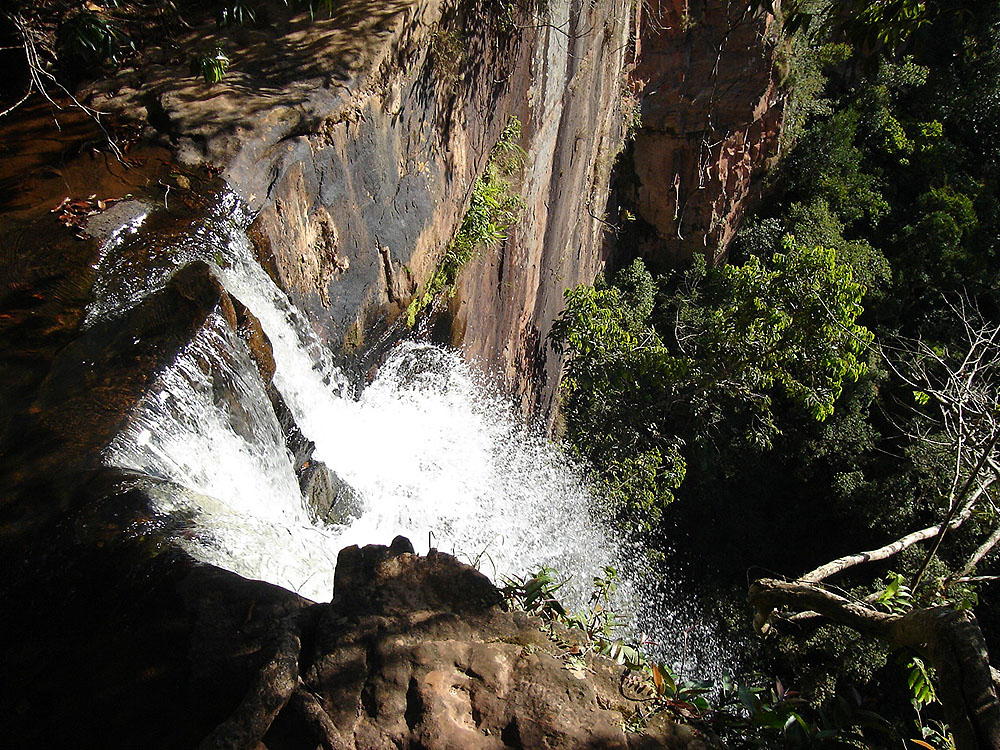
[{"left": 93, "top": 193, "right": 614, "bottom": 605}]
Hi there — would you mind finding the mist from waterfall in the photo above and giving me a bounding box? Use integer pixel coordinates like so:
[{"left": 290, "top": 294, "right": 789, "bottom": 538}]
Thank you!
[{"left": 97, "top": 192, "right": 729, "bottom": 674}]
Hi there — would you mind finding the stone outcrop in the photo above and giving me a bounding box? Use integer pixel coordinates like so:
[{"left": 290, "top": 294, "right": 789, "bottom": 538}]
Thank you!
[
  {"left": 630, "top": 0, "right": 783, "bottom": 266},
  {"left": 83, "top": 0, "right": 637, "bottom": 414},
  {"left": 195, "top": 538, "right": 714, "bottom": 749},
  {"left": 4, "top": 530, "right": 715, "bottom": 748}
]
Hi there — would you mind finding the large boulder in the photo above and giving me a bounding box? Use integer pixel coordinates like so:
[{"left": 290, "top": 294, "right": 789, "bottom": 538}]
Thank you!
[{"left": 198, "top": 539, "right": 715, "bottom": 750}]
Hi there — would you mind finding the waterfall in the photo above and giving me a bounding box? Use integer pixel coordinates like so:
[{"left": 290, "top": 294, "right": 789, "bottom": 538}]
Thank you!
[
  {"left": 97, "top": 193, "right": 617, "bottom": 605},
  {"left": 90, "top": 191, "right": 738, "bottom": 679}
]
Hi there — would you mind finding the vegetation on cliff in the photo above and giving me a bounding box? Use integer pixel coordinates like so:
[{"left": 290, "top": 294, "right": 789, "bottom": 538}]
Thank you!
[
  {"left": 554, "top": 0, "right": 1000, "bottom": 747},
  {"left": 406, "top": 117, "right": 526, "bottom": 327}
]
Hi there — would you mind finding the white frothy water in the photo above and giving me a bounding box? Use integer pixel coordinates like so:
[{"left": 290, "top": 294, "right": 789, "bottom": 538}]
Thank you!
[
  {"left": 98, "top": 193, "right": 616, "bottom": 605},
  {"left": 93, "top": 192, "right": 738, "bottom": 679}
]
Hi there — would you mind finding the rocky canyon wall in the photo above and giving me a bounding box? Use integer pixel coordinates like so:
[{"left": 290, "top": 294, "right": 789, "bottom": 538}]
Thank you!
[
  {"left": 630, "top": 0, "right": 783, "bottom": 266},
  {"left": 448, "top": 0, "right": 637, "bottom": 415},
  {"left": 82, "top": 0, "right": 635, "bottom": 415}
]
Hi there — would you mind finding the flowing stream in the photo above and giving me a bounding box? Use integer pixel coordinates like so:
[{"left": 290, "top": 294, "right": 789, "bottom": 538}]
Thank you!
[
  {"left": 91, "top": 192, "right": 727, "bottom": 675},
  {"left": 93, "top": 194, "right": 614, "bottom": 605}
]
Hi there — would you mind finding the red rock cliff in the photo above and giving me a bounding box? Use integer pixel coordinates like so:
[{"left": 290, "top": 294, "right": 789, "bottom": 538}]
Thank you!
[{"left": 630, "top": 0, "right": 783, "bottom": 266}]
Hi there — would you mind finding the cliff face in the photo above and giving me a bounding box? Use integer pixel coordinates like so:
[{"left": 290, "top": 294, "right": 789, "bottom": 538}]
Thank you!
[
  {"left": 448, "top": 0, "right": 636, "bottom": 414},
  {"left": 84, "top": 0, "right": 634, "bottom": 414},
  {"left": 630, "top": 0, "right": 783, "bottom": 266}
]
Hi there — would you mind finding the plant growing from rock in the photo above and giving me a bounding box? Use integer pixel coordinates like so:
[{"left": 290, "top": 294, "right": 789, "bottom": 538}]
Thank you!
[
  {"left": 501, "top": 564, "right": 895, "bottom": 745},
  {"left": 191, "top": 48, "right": 231, "bottom": 84},
  {"left": 406, "top": 117, "right": 525, "bottom": 326},
  {"left": 56, "top": 9, "right": 134, "bottom": 70}
]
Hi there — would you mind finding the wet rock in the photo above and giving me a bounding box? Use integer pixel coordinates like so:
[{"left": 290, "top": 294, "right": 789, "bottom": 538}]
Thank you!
[
  {"left": 81, "top": 199, "right": 152, "bottom": 241},
  {"left": 268, "top": 386, "right": 313, "bottom": 468},
  {"left": 229, "top": 296, "right": 277, "bottom": 385},
  {"left": 266, "top": 383, "right": 363, "bottom": 524},
  {"left": 35, "top": 260, "right": 227, "bottom": 470},
  {"left": 300, "top": 459, "right": 364, "bottom": 526}
]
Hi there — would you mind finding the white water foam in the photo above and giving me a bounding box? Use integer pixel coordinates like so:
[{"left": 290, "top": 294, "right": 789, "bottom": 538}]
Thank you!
[
  {"left": 94, "top": 193, "right": 733, "bottom": 679},
  {"left": 99, "top": 194, "right": 615, "bottom": 605}
]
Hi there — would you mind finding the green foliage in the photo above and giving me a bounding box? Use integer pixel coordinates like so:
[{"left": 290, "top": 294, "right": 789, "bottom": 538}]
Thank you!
[
  {"left": 217, "top": 1, "right": 256, "bottom": 26},
  {"left": 56, "top": 11, "right": 134, "bottom": 70},
  {"left": 502, "top": 565, "right": 894, "bottom": 746},
  {"left": 551, "top": 259, "right": 687, "bottom": 525},
  {"left": 911, "top": 720, "right": 956, "bottom": 750},
  {"left": 190, "top": 48, "right": 231, "bottom": 84},
  {"left": 677, "top": 238, "right": 872, "bottom": 428},
  {"left": 674, "top": 3, "right": 1000, "bottom": 739},
  {"left": 489, "top": 116, "right": 527, "bottom": 174},
  {"left": 775, "top": 0, "right": 939, "bottom": 54},
  {"left": 621, "top": 88, "right": 643, "bottom": 142},
  {"left": 501, "top": 565, "right": 569, "bottom": 622},
  {"left": 406, "top": 118, "right": 524, "bottom": 326},
  {"left": 875, "top": 572, "right": 913, "bottom": 615},
  {"left": 279, "top": 0, "right": 337, "bottom": 20},
  {"left": 904, "top": 656, "right": 936, "bottom": 709},
  {"left": 500, "top": 565, "right": 645, "bottom": 668},
  {"left": 552, "top": 242, "right": 871, "bottom": 525},
  {"left": 429, "top": 25, "right": 466, "bottom": 83},
  {"left": 777, "top": 36, "right": 851, "bottom": 150},
  {"left": 780, "top": 109, "right": 889, "bottom": 227},
  {"left": 487, "top": 0, "right": 547, "bottom": 33}
]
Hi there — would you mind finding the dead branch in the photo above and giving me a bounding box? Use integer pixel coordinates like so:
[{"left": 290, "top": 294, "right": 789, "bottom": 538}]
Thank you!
[
  {"left": 2, "top": 11, "right": 123, "bottom": 159},
  {"left": 800, "top": 478, "right": 993, "bottom": 583},
  {"left": 957, "top": 525, "right": 1000, "bottom": 580}
]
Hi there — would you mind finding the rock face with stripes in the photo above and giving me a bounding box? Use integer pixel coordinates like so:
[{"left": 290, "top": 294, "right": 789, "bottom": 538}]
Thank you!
[{"left": 630, "top": 0, "right": 784, "bottom": 266}]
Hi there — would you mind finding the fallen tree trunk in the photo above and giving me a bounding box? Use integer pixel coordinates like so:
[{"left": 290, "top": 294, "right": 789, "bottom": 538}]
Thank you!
[{"left": 749, "top": 578, "right": 1000, "bottom": 750}]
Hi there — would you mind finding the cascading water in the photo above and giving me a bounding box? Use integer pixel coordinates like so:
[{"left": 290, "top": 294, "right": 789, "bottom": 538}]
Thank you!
[
  {"left": 95, "top": 193, "right": 614, "bottom": 605},
  {"left": 93, "top": 192, "right": 729, "bottom": 675}
]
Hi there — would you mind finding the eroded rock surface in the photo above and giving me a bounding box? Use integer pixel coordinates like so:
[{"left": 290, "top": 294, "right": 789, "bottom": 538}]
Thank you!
[
  {"left": 81, "top": 0, "right": 637, "bottom": 415},
  {"left": 198, "top": 539, "right": 714, "bottom": 750},
  {"left": 631, "top": 0, "right": 783, "bottom": 265}
]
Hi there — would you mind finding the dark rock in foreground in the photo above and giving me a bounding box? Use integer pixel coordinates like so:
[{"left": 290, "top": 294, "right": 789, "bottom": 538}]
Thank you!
[{"left": 198, "top": 538, "right": 712, "bottom": 750}]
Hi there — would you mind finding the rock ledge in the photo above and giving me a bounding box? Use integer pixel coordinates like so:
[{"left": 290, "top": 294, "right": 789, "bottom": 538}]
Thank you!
[{"left": 200, "top": 538, "right": 712, "bottom": 750}]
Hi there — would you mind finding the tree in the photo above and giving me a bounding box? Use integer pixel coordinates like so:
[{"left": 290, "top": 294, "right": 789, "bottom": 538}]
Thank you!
[
  {"left": 672, "top": 237, "right": 873, "bottom": 439},
  {"left": 551, "top": 259, "right": 687, "bottom": 524},
  {"left": 748, "top": 302, "right": 1000, "bottom": 750},
  {"left": 551, "top": 239, "right": 872, "bottom": 526}
]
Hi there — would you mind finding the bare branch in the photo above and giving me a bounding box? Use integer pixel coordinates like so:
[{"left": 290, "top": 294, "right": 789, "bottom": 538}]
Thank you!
[
  {"left": 957, "top": 525, "right": 1000, "bottom": 580},
  {"left": 912, "top": 432, "right": 1000, "bottom": 589},
  {"left": 800, "top": 478, "right": 994, "bottom": 583},
  {"left": 2, "top": 12, "right": 124, "bottom": 160}
]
